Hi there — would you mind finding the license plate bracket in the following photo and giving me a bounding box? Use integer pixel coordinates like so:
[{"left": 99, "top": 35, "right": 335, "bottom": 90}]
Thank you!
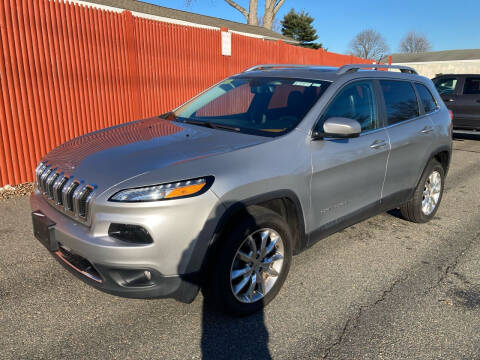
[{"left": 32, "top": 211, "right": 58, "bottom": 251}]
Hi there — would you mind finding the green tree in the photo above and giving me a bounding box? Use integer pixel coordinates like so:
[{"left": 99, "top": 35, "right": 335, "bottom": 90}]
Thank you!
[{"left": 281, "top": 9, "right": 322, "bottom": 49}]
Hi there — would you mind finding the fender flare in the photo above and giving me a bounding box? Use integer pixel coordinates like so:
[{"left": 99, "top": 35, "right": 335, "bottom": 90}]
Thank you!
[
  {"left": 414, "top": 144, "right": 452, "bottom": 190},
  {"left": 200, "top": 189, "right": 308, "bottom": 273}
]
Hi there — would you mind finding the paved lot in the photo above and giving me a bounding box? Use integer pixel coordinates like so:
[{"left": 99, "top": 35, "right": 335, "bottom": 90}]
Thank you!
[{"left": 1, "top": 135, "right": 479, "bottom": 360}]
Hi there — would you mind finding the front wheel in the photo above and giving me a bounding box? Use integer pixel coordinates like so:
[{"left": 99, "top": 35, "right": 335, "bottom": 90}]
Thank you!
[
  {"left": 205, "top": 206, "right": 292, "bottom": 316},
  {"left": 400, "top": 159, "right": 445, "bottom": 223}
]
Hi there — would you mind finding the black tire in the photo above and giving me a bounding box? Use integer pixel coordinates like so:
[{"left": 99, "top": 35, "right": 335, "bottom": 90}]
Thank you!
[
  {"left": 400, "top": 159, "right": 445, "bottom": 223},
  {"left": 204, "top": 205, "right": 293, "bottom": 316}
]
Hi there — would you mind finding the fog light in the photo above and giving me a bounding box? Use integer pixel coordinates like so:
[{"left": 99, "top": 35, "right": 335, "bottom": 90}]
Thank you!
[
  {"left": 144, "top": 270, "right": 152, "bottom": 281},
  {"left": 109, "top": 269, "right": 155, "bottom": 287}
]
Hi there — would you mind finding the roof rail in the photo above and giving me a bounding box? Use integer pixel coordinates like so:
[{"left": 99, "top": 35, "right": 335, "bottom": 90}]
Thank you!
[
  {"left": 336, "top": 64, "right": 418, "bottom": 75},
  {"left": 244, "top": 64, "right": 314, "bottom": 72}
]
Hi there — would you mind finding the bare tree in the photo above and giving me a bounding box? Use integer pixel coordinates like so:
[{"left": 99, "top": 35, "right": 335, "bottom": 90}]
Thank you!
[
  {"left": 257, "top": 13, "right": 282, "bottom": 32},
  {"left": 348, "top": 29, "right": 389, "bottom": 62},
  {"left": 399, "top": 31, "right": 432, "bottom": 53},
  {"left": 224, "top": 0, "right": 258, "bottom": 26},
  {"left": 262, "top": 0, "right": 285, "bottom": 30},
  {"left": 185, "top": 0, "right": 285, "bottom": 30}
]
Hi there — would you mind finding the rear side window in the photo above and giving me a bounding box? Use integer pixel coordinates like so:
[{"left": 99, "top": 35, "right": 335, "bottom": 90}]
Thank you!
[
  {"left": 318, "top": 80, "right": 378, "bottom": 132},
  {"left": 415, "top": 83, "right": 438, "bottom": 114},
  {"left": 463, "top": 77, "right": 480, "bottom": 94},
  {"left": 380, "top": 80, "right": 419, "bottom": 125},
  {"left": 433, "top": 77, "right": 457, "bottom": 95}
]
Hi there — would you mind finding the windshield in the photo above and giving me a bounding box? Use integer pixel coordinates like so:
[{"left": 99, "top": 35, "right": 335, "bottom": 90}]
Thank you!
[{"left": 174, "top": 77, "right": 331, "bottom": 137}]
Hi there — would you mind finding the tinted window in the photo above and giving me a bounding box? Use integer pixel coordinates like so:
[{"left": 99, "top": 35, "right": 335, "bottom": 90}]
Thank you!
[
  {"left": 380, "top": 80, "right": 419, "bottom": 125},
  {"left": 433, "top": 77, "right": 457, "bottom": 95},
  {"left": 464, "top": 77, "right": 480, "bottom": 94},
  {"left": 415, "top": 83, "right": 438, "bottom": 114},
  {"left": 317, "top": 80, "right": 377, "bottom": 132},
  {"left": 175, "top": 77, "right": 330, "bottom": 137}
]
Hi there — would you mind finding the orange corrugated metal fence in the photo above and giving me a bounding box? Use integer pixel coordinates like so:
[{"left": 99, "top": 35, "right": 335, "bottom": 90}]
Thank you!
[{"left": 0, "top": 0, "right": 373, "bottom": 186}]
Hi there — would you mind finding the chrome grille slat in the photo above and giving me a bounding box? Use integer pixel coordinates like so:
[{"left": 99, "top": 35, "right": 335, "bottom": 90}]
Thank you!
[
  {"left": 72, "top": 182, "right": 86, "bottom": 217},
  {"left": 39, "top": 166, "right": 52, "bottom": 194},
  {"left": 35, "top": 162, "right": 95, "bottom": 224},
  {"left": 78, "top": 186, "right": 94, "bottom": 218},
  {"left": 66, "top": 181, "right": 80, "bottom": 213},
  {"left": 46, "top": 169, "right": 59, "bottom": 199},
  {"left": 62, "top": 177, "right": 76, "bottom": 211},
  {"left": 35, "top": 163, "right": 46, "bottom": 186},
  {"left": 52, "top": 174, "right": 67, "bottom": 205}
]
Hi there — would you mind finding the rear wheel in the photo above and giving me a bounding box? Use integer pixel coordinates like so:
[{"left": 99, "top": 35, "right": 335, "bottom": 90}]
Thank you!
[
  {"left": 205, "top": 206, "right": 292, "bottom": 316},
  {"left": 400, "top": 159, "right": 445, "bottom": 223}
]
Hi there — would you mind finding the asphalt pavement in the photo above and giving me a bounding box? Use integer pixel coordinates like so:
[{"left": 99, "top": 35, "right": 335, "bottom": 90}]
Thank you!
[{"left": 1, "top": 135, "right": 479, "bottom": 360}]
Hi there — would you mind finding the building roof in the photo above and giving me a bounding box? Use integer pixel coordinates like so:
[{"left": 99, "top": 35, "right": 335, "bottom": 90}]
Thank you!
[
  {"left": 79, "top": 0, "right": 296, "bottom": 43},
  {"left": 387, "top": 49, "right": 480, "bottom": 63}
]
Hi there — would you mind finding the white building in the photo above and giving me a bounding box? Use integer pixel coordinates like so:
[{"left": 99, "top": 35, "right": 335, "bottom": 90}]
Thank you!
[{"left": 387, "top": 49, "right": 480, "bottom": 79}]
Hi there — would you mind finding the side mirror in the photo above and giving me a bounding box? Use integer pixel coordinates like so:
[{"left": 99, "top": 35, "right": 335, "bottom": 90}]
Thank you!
[{"left": 318, "top": 117, "right": 361, "bottom": 139}]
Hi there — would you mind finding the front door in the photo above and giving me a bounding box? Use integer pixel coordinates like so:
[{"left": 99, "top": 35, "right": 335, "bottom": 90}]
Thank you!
[{"left": 309, "top": 80, "right": 389, "bottom": 235}]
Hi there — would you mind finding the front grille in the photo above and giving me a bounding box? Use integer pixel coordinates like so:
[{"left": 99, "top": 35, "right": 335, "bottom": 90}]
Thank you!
[{"left": 35, "top": 162, "right": 96, "bottom": 223}]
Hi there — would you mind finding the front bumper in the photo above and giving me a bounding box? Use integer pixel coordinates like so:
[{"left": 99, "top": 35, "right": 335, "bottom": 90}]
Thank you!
[
  {"left": 51, "top": 245, "right": 199, "bottom": 302},
  {"left": 30, "top": 189, "right": 222, "bottom": 302}
]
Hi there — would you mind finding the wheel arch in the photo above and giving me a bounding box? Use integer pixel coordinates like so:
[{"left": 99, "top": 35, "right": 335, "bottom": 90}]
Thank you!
[
  {"left": 201, "top": 190, "right": 307, "bottom": 276},
  {"left": 433, "top": 148, "right": 451, "bottom": 175},
  {"left": 413, "top": 145, "right": 451, "bottom": 191}
]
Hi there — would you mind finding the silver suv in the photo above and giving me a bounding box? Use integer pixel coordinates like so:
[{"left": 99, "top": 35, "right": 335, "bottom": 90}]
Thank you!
[{"left": 31, "top": 64, "right": 452, "bottom": 316}]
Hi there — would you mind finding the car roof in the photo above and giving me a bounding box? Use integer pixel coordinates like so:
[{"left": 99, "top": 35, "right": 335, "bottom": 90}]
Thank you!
[{"left": 232, "top": 65, "right": 426, "bottom": 83}]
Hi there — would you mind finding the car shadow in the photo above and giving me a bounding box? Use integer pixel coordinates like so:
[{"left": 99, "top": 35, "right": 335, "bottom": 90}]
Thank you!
[
  {"left": 179, "top": 201, "right": 272, "bottom": 359},
  {"left": 386, "top": 208, "right": 404, "bottom": 220},
  {"left": 200, "top": 302, "right": 271, "bottom": 360}
]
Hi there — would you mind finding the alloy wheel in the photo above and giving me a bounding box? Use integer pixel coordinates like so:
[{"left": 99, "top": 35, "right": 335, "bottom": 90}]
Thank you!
[
  {"left": 230, "top": 228, "right": 285, "bottom": 303},
  {"left": 421, "top": 170, "right": 442, "bottom": 215}
]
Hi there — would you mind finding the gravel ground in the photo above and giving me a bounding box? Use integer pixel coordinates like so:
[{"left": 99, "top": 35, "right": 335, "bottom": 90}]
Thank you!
[
  {"left": 0, "top": 135, "right": 479, "bottom": 360},
  {"left": 0, "top": 182, "right": 34, "bottom": 200}
]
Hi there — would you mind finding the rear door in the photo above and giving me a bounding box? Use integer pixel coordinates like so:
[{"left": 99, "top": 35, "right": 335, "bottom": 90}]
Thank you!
[
  {"left": 380, "top": 80, "right": 436, "bottom": 204},
  {"left": 454, "top": 76, "right": 480, "bottom": 130}
]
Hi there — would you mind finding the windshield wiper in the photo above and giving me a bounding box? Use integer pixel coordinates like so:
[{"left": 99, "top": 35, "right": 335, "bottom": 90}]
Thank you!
[
  {"left": 181, "top": 119, "right": 240, "bottom": 132},
  {"left": 158, "top": 111, "right": 177, "bottom": 120}
]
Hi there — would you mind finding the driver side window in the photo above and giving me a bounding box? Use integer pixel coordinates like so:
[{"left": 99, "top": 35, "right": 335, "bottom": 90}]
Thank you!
[{"left": 316, "top": 80, "right": 378, "bottom": 133}]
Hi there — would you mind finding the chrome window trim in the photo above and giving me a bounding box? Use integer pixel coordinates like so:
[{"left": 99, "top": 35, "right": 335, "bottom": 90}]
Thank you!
[
  {"left": 382, "top": 107, "right": 441, "bottom": 131},
  {"left": 359, "top": 127, "right": 386, "bottom": 136}
]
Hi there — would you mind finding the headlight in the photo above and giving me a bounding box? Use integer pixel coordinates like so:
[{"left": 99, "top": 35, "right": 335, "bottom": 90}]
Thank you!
[{"left": 109, "top": 177, "right": 213, "bottom": 202}]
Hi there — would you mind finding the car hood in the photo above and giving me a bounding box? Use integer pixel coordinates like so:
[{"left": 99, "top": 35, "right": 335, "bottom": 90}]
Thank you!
[{"left": 42, "top": 118, "right": 270, "bottom": 189}]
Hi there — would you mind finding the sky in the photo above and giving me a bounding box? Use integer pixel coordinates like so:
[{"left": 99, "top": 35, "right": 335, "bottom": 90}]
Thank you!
[{"left": 140, "top": 0, "right": 480, "bottom": 55}]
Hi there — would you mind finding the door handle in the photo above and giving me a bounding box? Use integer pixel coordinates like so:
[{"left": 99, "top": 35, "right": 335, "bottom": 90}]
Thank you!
[
  {"left": 370, "top": 139, "right": 387, "bottom": 149},
  {"left": 421, "top": 126, "right": 434, "bottom": 134}
]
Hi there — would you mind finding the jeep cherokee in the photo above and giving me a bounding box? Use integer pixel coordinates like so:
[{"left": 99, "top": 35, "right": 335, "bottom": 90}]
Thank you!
[{"left": 31, "top": 64, "right": 452, "bottom": 316}]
